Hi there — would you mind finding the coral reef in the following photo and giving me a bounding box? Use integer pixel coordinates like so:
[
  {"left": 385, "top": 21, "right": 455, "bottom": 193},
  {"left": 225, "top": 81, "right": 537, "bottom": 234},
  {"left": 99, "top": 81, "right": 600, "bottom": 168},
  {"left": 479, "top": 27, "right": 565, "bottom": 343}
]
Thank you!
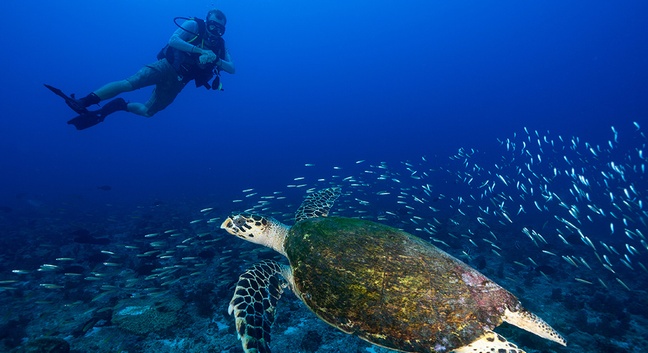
[{"left": 112, "top": 297, "right": 185, "bottom": 335}]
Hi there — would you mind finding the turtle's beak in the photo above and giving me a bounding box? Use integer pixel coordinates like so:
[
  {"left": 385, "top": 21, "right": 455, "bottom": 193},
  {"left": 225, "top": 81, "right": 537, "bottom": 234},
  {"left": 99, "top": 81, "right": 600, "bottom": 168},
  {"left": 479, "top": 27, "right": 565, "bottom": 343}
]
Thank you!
[{"left": 220, "top": 216, "right": 238, "bottom": 235}]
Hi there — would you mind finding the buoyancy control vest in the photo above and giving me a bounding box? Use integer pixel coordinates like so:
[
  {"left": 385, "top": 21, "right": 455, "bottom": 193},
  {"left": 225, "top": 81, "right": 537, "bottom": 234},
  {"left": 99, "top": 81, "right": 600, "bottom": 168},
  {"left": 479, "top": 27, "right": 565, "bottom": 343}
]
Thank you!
[{"left": 157, "top": 18, "right": 226, "bottom": 89}]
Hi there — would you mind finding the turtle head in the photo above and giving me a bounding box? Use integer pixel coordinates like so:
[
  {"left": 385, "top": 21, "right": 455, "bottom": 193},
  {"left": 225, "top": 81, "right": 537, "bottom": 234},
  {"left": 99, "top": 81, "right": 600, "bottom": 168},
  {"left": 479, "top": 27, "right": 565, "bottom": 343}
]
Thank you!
[{"left": 221, "top": 214, "right": 289, "bottom": 256}]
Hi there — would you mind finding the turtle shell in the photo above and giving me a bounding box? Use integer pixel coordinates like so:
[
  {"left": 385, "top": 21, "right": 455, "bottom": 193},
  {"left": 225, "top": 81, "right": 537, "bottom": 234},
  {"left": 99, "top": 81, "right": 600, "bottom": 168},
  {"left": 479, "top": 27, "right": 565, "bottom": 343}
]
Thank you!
[{"left": 284, "top": 217, "right": 520, "bottom": 353}]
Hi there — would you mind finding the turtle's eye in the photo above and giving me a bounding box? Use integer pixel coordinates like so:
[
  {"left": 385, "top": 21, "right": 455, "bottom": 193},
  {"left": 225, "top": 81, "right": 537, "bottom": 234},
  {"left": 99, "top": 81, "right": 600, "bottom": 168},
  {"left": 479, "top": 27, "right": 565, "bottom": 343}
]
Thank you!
[{"left": 232, "top": 215, "right": 247, "bottom": 229}]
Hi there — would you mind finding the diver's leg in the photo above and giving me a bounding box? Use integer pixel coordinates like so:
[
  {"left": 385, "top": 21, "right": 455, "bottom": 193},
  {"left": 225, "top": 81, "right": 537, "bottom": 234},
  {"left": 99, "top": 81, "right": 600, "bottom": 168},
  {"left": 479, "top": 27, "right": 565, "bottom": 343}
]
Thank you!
[
  {"left": 125, "top": 102, "right": 151, "bottom": 117},
  {"left": 72, "top": 80, "right": 134, "bottom": 110},
  {"left": 81, "top": 59, "right": 180, "bottom": 118},
  {"left": 93, "top": 80, "right": 135, "bottom": 100},
  {"left": 124, "top": 88, "right": 169, "bottom": 118},
  {"left": 74, "top": 61, "right": 163, "bottom": 110},
  {"left": 133, "top": 78, "right": 186, "bottom": 117}
]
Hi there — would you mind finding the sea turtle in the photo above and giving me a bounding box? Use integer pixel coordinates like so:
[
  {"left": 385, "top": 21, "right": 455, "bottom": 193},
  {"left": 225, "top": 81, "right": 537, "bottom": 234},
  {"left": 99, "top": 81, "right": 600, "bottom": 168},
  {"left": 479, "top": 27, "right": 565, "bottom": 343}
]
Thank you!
[{"left": 221, "top": 187, "right": 566, "bottom": 353}]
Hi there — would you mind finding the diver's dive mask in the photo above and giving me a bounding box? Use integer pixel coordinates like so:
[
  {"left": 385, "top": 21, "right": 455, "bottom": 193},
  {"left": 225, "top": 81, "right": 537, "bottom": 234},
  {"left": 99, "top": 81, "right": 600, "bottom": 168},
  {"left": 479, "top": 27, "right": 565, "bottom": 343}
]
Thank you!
[{"left": 207, "top": 20, "right": 225, "bottom": 36}]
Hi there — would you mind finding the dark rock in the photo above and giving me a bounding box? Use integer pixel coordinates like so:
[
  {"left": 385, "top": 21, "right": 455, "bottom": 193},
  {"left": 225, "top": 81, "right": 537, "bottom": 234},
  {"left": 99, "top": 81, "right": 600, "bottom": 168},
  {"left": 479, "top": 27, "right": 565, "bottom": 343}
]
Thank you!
[
  {"left": 563, "top": 292, "right": 584, "bottom": 310},
  {"left": 198, "top": 249, "right": 215, "bottom": 260},
  {"left": 534, "top": 265, "right": 556, "bottom": 275},
  {"left": 627, "top": 293, "right": 648, "bottom": 316},
  {"left": 589, "top": 292, "right": 623, "bottom": 314},
  {"left": 473, "top": 255, "right": 487, "bottom": 270},
  {"left": 72, "top": 229, "right": 110, "bottom": 245},
  {"left": 599, "top": 312, "right": 630, "bottom": 337},
  {"left": 573, "top": 309, "right": 588, "bottom": 330},
  {"left": 14, "top": 337, "right": 70, "bottom": 353},
  {"left": 299, "top": 330, "right": 322, "bottom": 352},
  {"left": 0, "top": 317, "right": 28, "bottom": 349}
]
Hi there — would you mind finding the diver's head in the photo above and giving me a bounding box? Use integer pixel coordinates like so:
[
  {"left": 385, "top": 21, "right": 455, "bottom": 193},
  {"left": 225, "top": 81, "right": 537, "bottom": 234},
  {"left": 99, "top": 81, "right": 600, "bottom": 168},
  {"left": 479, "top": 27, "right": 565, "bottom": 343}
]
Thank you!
[{"left": 206, "top": 9, "right": 226, "bottom": 37}]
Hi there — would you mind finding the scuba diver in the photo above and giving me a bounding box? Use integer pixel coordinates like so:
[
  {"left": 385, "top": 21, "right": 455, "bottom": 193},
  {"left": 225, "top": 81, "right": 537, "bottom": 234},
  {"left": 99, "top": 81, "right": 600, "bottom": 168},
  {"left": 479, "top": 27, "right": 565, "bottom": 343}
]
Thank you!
[{"left": 45, "top": 8, "right": 235, "bottom": 130}]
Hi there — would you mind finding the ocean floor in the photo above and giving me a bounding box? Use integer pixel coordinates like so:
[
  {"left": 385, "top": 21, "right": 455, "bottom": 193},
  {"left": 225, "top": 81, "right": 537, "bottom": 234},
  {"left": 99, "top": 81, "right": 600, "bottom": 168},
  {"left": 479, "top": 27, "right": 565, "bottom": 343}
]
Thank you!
[
  {"left": 2, "top": 127, "right": 647, "bottom": 352},
  {"left": 1, "top": 192, "right": 645, "bottom": 353}
]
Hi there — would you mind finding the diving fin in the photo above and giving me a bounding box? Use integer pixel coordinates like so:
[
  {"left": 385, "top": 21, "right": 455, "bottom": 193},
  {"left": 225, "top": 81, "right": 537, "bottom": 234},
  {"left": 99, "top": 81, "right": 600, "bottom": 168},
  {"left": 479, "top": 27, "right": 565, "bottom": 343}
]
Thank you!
[
  {"left": 67, "top": 98, "right": 128, "bottom": 130},
  {"left": 67, "top": 111, "right": 103, "bottom": 130},
  {"left": 44, "top": 84, "right": 90, "bottom": 115}
]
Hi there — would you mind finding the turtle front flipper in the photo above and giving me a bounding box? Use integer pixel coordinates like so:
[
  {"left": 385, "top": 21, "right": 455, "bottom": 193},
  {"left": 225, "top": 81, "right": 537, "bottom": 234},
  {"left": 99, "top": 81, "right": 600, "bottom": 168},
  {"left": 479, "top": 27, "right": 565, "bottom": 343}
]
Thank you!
[
  {"left": 295, "top": 187, "right": 342, "bottom": 222},
  {"left": 453, "top": 331, "right": 526, "bottom": 353},
  {"left": 228, "top": 260, "right": 292, "bottom": 353}
]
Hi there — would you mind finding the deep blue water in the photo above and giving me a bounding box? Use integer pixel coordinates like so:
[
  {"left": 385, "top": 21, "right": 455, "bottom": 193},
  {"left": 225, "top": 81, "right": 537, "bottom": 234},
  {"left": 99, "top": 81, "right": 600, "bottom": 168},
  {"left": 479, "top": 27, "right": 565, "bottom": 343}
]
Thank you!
[
  {"left": 1, "top": 1, "right": 646, "bottom": 208},
  {"left": 1, "top": 1, "right": 647, "bottom": 352}
]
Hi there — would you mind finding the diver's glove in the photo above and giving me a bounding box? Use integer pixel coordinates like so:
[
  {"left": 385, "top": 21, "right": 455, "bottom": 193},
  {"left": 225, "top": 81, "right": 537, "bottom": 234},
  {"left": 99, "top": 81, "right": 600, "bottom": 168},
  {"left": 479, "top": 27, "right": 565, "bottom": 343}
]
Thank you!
[{"left": 199, "top": 51, "right": 218, "bottom": 64}]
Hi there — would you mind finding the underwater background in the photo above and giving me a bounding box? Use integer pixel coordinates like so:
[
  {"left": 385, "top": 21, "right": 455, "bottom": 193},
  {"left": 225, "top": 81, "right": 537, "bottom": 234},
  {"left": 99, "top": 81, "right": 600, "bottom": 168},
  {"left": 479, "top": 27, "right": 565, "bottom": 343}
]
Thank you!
[{"left": 0, "top": 1, "right": 646, "bottom": 352}]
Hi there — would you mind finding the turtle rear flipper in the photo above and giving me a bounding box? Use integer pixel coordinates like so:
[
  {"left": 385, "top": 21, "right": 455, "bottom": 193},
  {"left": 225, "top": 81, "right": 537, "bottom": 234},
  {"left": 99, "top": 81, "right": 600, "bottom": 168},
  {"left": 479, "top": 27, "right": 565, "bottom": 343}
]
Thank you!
[
  {"left": 295, "top": 187, "right": 342, "bottom": 222},
  {"left": 228, "top": 260, "right": 292, "bottom": 353},
  {"left": 453, "top": 331, "right": 526, "bottom": 353},
  {"left": 503, "top": 308, "right": 567, "bottom": 346}
]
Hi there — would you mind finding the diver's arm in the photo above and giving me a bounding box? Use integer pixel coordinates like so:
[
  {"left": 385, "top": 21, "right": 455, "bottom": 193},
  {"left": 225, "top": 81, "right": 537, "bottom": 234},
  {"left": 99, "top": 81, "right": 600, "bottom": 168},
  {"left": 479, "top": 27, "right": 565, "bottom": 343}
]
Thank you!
[
  {"left": 216, "top": 49, "right": 236, "bottom": 74},
  {"left": 168, "top": 20, "right": 208, "bottom": 54}
]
